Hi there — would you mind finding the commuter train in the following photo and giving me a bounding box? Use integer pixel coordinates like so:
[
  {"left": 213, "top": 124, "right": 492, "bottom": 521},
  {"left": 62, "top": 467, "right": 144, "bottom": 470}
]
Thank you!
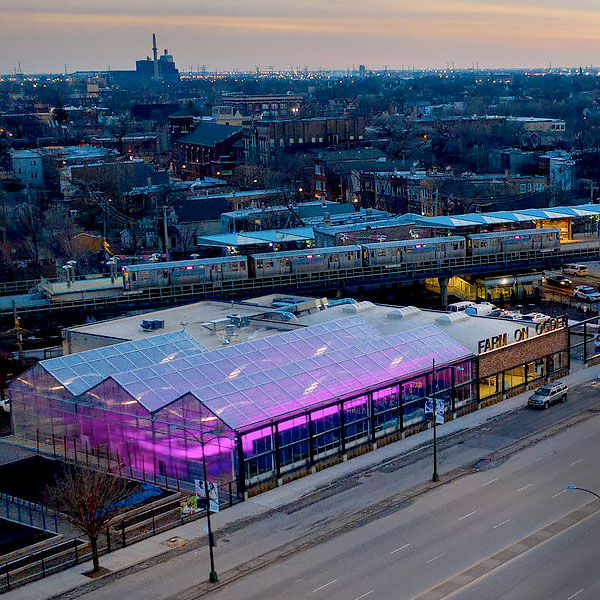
[{"left": 122, "top": 228, "right": 560, "bottom": 291}]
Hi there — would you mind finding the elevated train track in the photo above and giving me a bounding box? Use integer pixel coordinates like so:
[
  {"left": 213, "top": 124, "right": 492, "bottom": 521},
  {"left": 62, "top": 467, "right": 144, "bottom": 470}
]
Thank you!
[{"left": 3, "top": 242, "right": 599, "bottom": 321}]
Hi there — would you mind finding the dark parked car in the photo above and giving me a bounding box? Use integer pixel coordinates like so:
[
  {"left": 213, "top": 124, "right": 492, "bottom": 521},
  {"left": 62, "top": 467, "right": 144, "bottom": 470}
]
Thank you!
[{"left": 544, "top": 273, "right": 572, "bottom": 288}]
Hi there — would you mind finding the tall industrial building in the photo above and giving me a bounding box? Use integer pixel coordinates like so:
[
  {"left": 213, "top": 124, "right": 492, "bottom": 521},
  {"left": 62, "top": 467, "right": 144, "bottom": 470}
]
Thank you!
[
  {"left": 135, "top": 34, "right": 180, "bottom": 84},
  {"left": 108, "top": 34, "right": 180, "bottom": 85}
]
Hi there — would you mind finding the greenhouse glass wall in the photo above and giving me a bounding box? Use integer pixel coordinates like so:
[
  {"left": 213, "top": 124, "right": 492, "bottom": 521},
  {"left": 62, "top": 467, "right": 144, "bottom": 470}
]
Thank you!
[{"left": 9, "top": 319, "right": 475, "bottom": 498}]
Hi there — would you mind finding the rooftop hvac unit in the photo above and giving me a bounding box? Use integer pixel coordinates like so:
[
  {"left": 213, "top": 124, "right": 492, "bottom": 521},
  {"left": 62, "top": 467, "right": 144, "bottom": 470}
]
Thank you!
[{"left": 140, "top": 319, "right": 164, "bottom": 331}]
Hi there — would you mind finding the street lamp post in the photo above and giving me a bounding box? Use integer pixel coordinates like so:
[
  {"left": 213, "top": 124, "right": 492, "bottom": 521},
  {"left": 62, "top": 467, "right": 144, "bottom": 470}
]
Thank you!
[
  {"left": 432, "top": 359, "right": 440, "bottom": 482},
  {"left": 201, "top": 440, "right": 218, "bottom": 583},
  {"left": 567, "top": 485, "right": 600, "bottom": 500}
]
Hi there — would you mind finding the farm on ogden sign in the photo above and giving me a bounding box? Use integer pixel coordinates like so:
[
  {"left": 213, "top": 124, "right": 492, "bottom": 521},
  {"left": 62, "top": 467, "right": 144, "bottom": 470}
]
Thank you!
[{"left": 478, "top": 316, "right": 567, "bottom": 355}]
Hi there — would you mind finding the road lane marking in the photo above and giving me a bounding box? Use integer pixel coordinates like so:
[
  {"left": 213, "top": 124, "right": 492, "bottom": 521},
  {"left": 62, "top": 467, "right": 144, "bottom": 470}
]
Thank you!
[
  {"left": 458, "top": 511, "right": 477, "bottom": 521},
  {"left": 426, "top": 554, "right": 444, "bottom": 564},
  {"left": 568, "top": 590, "right": 584, "bottom": 599},
  {"left": 391, "top": 543, "right": 410, "bottom": 554},
  {"left": 493, "top": 519, "right": 511, "bottom": 529},
  {"left": 570, "top": 459, "right": 583, "bottom": 466},
  {"left": 410, "top": 504, "right": 600, "bottom": 600},
  {"left": 517, "top": 484, "right": 532, "bottom": 492},
  {"left": 352, "top": 592, "right": 374, "bottom": 600},
  {"left": 312, "top": 580, "right": 337, "bottom": 593},
  {"left": 482, "top": 478, "right": 499, "bottom": 487},
  {"left": 552, "top": 490, "right": 568, "bottom": 498}
]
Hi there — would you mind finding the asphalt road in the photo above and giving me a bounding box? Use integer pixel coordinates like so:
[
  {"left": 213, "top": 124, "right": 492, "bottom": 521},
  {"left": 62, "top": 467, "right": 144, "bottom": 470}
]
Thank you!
[
  {"left": 53, "top": 380, "right": 600, "bottom": 600},
  {"left": 204, "top": 414, "right": 600, "bottom": 600},
  {"left": 452, "top": 509, "right": 600, "bottom": 600}
]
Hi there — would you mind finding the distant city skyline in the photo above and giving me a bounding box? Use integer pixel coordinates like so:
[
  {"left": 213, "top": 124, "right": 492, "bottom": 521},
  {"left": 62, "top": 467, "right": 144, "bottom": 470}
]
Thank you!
[{"left": 2, "top": 0, "right": 600, "bottom": 74}]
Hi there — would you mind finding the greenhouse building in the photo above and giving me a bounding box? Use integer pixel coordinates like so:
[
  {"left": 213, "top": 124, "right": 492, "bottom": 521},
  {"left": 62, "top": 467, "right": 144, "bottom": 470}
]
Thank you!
[{"left": 9, "top": 317, "right": 475, "bottom": 499}]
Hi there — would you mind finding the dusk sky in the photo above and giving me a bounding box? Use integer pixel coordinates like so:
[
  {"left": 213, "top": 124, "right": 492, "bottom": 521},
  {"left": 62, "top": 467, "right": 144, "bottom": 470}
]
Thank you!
[{"left": 2, "top": 0, "right": 600, "bottom": 74}]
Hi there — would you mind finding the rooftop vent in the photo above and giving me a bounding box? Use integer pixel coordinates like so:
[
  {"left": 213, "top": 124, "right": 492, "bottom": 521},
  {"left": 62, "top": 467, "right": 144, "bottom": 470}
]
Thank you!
[
  {"left": 342, "top": 301, "right": 375, "bottom": 314},
  {"left": 387, "top": 306, "right": 421, "bottom": 319},
  {"left": 435, "top": 312, "right": 470, "bottom": 325}
]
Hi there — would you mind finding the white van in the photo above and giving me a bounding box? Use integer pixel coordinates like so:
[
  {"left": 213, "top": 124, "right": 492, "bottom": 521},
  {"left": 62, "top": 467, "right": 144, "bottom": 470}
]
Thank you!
[
  {"left": 563, "top": 264, "right": 589, "bottom": 276},
  {"left": 465, "top": 302, "right": 497, "bottom": 316},
  {"left": 447, "top": 301, "right": 477, "bottom": 313}
]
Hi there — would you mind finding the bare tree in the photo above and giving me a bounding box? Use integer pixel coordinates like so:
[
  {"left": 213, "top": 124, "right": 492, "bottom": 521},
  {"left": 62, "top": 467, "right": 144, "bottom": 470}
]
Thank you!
[{"left": 47, "top": 468, "right": 130, "bottom": 573}]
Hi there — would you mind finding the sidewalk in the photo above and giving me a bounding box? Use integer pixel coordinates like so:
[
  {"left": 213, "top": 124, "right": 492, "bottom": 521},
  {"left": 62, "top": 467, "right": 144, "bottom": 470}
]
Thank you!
[{"left": 5, "top": 363, "right": 600, "bottom": 600}]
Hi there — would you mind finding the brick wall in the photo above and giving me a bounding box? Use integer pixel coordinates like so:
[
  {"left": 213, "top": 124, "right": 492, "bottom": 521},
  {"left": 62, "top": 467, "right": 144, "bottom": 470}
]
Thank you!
[{"left": 479, "top": 328, "right": 568, "bottom": 378}]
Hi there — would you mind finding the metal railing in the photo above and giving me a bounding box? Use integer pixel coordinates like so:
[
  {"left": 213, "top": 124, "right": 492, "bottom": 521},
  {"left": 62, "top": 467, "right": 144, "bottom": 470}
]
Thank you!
[
  {"left": 0, "top": 493, "right": 59, "bottom": 534},
  {"left": 0, "top": 484, "right": 240, "bottom": 594}
]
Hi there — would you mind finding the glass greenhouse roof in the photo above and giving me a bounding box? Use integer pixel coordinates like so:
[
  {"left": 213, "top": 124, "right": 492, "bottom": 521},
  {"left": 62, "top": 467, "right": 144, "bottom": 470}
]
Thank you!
[
  {"left": 186, "top": 324, "right": 472, "bottom": 431},
  {"left": 114, "top": 316, "right": 386, "bottom": 412},
  {"left": 41, "top": 330, "right": 206, "bottom": 395}
]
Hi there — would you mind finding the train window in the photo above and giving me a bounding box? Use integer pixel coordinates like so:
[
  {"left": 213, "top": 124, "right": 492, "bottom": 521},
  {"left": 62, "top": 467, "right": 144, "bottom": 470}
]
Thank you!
[
  {"left": 232, "top": 263, "right": 239, "bottom": 271},
  {"left": 473, "top": 241, "right": 479, "bottom": 248},
  {"left": 377, "top": 250, "right": 386, "bottom": 257},
  {"left": 453, "top": 242, "right": 459, "bottom": 250},
  {"left": 266, "top": 260, "right": 274, "bottom": 268},
  {"left": 355, "top": 251, "right": 360, "bottom": 259},
  {"left": 480, "top": 241, "right": 487, "bottom": 248},
  {"left": 240, "top": 262, "right": 246, "bottom": 269},
  {"left": 333, "top": 253, "right": 339, "bottom": 260},
  {"left": 280, "top": 258, "right": 286, "bottom": 266},
  {"left": 371, "top": 250, "right": 375, "bottom": 257},
  {"left": 256, "top": 261, "right": 263, "bottom": 269},
  {"left": 132, "top": 272, "right": 137, "bottom": 282},
  {"left": 460, "top": 241, "right": 464, "bottom": 248},
  {"left": 140, "top": 272, "right": 149, "bottom": 280},
  {"left": 163, "top": 269, "right": 169, "bottom": 278},
  {"left": 217, "top": 264, "right": 222, "bottom": 272}
]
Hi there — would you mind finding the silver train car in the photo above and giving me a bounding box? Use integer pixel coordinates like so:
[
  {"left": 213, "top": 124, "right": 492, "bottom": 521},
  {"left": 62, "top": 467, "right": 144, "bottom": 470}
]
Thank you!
[
  {"left": 122, "top": 256, "right": 248, "bottom": 290},
  {"left": 249, "top": 246, "right": 362, "bottom": 278},
  {"left": 120, "top": 227, "right": 564, "bottom": 291},
  {"left": 362, "top": 236, "right": 466, "bottom": 266},
  {"left": 468, "top": 228, "right": 560, "bottom": 256}
]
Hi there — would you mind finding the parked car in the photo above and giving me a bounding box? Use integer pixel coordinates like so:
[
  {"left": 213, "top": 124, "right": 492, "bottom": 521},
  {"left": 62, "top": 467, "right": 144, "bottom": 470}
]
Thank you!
[
  {"left": 544, "top": 273, "right": 572, "bottom": 288},
  {"left": 447, "top": 301, "right": 476, "bottom": 313},
  {"left": 465, "top": 302, "right": 497, "bottom": 316},
  {"left": 573, "top": 286, "right": 600, "bottom": 303},
  {"left": 489, "top": 309, "right": 510, "bottom": 318},
  {"left": 563, "top": 264, "right": 590, "bottom": 276},
  {"left": 520, "top": 312, "right": 550, "bottom": 324},
  {"left": 500, "top": 311, "right": 523, "bottom": 320},
  {"left": 528, "top": 382, "right": 568, "bottom": 409}
]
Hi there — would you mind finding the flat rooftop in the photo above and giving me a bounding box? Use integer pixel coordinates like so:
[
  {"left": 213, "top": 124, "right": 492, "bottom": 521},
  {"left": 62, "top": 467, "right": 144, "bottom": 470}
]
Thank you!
[
  {"left": 64, "top": 294, "right": 539, "bottom": 357},
  {"left": 64, "top": 294, "right": 320, "bottom": 352},
  {"left": 295, "top": 302, "right": 538, "bottom": 355}
]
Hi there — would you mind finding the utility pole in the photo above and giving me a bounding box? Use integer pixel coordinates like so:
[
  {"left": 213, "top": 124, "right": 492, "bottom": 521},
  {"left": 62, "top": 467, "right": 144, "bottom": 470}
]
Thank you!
[
  {"left": 12, "top": 301, "right": 23, "bottom": 366},
  {"left": 102, "top": 201, "right": 108, "bottom": 264},
  {"left": 162, "top": 206, "right": 170, "bottom": 261}
]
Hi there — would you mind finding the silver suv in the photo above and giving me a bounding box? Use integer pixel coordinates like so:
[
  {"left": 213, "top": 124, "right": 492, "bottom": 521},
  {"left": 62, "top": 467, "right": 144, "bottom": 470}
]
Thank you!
[{"left": 528, "top": 382, "right": 568, "bottom": 409}]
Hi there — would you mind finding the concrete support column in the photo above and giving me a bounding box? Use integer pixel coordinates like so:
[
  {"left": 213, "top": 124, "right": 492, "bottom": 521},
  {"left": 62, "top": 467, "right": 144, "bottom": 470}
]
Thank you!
[{"left": 439, "top": 277, "right": 449, "bottom": 308}]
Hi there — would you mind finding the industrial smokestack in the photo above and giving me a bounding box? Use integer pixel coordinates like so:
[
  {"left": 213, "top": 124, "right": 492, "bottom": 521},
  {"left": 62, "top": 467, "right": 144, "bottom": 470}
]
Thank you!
[{"left": 152, "top": 33, "right": 159, "bottom": 79}]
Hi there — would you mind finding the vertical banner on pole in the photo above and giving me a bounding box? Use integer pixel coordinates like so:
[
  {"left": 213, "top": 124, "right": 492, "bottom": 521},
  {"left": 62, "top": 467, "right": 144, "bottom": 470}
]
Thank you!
[{"left": 195, "top": 479, "right": 220, "bottom": 513}]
